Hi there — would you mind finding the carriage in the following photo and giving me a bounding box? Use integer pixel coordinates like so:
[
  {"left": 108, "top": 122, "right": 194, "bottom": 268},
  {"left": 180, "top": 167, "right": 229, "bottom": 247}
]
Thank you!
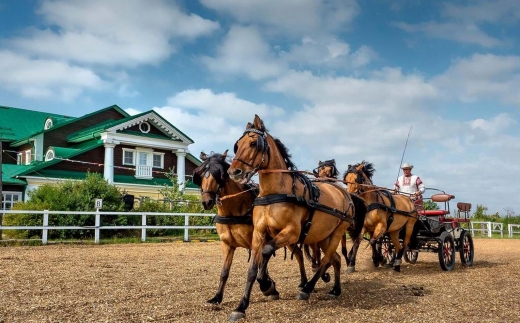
[{"left": 378, "top": 188, "right": 475, "bottom": 271}]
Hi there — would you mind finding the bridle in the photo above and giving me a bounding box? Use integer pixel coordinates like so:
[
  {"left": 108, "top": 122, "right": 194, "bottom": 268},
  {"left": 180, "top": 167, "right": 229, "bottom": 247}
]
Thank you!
[
  {"left": 193, "top": 159, "right": 227, "bottom": 202},
  {"left": 345, "top": 164, "right": 373, "bottom": 195},
  {"left": 232, "top": 128, "right": 269, "bottom": 180},
  {"left": 313, "top": 160, "right": 337, "bottom": 178}
]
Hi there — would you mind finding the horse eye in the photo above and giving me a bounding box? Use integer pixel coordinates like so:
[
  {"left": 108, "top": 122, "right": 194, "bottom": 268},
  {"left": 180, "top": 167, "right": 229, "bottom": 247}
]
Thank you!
[{"left": 250, "top": 141, "right": 257, "bottom": 147}]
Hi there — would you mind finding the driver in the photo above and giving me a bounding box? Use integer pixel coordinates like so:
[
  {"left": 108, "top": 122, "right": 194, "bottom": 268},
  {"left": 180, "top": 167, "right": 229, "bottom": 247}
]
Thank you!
[{"left": 394, "top": 163, "right": 425, "bottom": 211}]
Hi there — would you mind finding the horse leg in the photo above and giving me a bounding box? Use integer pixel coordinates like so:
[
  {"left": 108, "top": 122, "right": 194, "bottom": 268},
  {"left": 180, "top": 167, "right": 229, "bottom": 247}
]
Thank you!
[
  {"left": 229, "top": 251, "right": 260, "bottom": 321},
  {"left": 298, "top": 226, "right": 346, "bottom": 300},
  {"left": 303, "top": 243, "right": 331, "bottom": 283},
  {"left": 346, "top": 227, "right": 365, "bottom": 273},
  {"left": 256, "top": 240, "right": 280, "bottom": 300},
  {"left": 207, "top": 244, "right": 235, "bottom": 304},
  {"left": 394, "top": 219, "right": 418, "bottom": 273},
  {"left": 389, "top": 231, "right": 403, "bottom": 272},
  {"left": 340, "top": 233, "right": 349, "bottom": 267},
  {"left": 288, "top": 244, "right": 308, "bottom": 290},
  {"left": 370, "top": 222, "right": 387, "bottom": 267}
]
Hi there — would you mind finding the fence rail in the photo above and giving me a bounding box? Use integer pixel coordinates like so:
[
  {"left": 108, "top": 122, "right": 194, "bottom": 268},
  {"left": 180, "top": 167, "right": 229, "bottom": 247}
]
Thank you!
[{"left": 0, "top": 210, "right": 216, "bottom": 244}]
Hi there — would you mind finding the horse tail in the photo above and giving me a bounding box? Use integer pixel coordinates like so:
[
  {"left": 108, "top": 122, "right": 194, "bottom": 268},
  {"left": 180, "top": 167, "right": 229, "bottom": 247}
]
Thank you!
[
  {"left": 349, "top": 194, "right": 367, "bottom": 242},
  {"left": 303, "top": 244, "right": 313, "bottom": 262}
]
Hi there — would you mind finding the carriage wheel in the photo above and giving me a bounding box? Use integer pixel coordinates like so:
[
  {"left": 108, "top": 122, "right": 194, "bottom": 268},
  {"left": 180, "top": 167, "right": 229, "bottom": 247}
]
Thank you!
[
  {"left": 404, "top": 249, "right": 419, "bottom": 264},
  {"left": 459, "top": 230, "right": 474, "bottom": 266},
  {"left": 438, "top": 232, "right": 456, "bottom": 271},
  {"left": 379, "top": 239, "right": 395, "bottom": 266}
]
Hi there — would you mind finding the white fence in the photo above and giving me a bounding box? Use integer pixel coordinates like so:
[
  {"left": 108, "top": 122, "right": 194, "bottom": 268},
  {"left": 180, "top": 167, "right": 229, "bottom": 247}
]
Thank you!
[
  {"left": 0, "top": 210, "right": 216, "bottom": 244},
  {"left": 470, "top": 221, "right": 505, "bottom": 238},
  {"left": 508, "top": 224, "right": 520, "bottom": 238}
]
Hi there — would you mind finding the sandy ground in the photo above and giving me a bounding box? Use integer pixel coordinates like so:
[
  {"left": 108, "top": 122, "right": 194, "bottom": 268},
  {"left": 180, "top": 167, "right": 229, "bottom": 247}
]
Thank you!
[{"left": 0, "top": 238, "right": 519, "bottom": 323}]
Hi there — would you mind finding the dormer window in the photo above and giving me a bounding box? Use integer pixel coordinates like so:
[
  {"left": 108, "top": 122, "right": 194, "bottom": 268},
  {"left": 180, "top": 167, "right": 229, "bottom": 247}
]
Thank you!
[
  {"left": 45, "top": 149, "right": 55, "bottom": 161},
  {"left": 44, "top": 118, "right": 53, "bottom": 130},
  {"left": 139, "top": 121, "right": 150, "bottom": 133}
]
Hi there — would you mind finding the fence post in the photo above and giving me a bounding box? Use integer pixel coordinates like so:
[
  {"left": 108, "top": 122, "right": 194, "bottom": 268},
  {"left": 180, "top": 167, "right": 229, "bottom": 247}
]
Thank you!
[
  {"left": 487, "top": 221, "right": 492, "bottom": 238},
  {"left": 141, "top": 213, "right": 147, "bottom": 242},
  {"left": 184, "top": 214, "right": 189, "bottom": 242},
  {"left": 42, "top": 210, "right": 49, "bottom": 245},
  {"left": 509, "top": 224, "right": 512, "bottom": 238},
  {"left": 94, "top": 210, "right": 101, "bottom": 243}
]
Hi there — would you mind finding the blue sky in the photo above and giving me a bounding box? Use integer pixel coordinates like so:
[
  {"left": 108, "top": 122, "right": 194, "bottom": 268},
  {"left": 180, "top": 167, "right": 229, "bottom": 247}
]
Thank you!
[{"left": 1, "top": 0, "right": 519, "bottom": 215}]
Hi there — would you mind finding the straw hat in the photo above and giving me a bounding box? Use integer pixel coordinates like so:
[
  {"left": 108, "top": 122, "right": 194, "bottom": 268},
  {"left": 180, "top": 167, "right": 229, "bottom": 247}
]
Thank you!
[{"left": 401, "top": 162, "right": 413, "bottom": 170}]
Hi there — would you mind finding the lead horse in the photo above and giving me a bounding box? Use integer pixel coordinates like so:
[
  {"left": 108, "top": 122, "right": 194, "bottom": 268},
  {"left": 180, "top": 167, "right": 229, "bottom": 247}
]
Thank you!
[
  {"left": 193, "top": 150, "right": 324, "bottom": 305},
  {"left": 343, "top": 161, "right": 418, "bottom": 272},
  {"left": 227, "top": 115, "right": 366, "bottom": 321}
]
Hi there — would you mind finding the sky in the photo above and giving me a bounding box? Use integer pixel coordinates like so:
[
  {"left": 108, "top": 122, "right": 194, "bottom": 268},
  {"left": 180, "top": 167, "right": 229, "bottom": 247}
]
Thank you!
[{"left": 1, "top": 0, "right": 519, "bottom": 215}]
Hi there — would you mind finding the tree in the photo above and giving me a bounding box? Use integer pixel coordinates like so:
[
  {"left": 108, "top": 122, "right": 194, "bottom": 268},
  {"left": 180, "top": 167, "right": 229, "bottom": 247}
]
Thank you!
[{"left": 423, "top": 200, "right": 440, "bottom": 211}]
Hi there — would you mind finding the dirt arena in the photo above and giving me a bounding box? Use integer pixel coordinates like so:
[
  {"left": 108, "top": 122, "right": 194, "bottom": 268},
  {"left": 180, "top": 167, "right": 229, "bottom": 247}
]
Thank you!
[{"left": 1, "top": 238, "right": 519, "bottom": 323}]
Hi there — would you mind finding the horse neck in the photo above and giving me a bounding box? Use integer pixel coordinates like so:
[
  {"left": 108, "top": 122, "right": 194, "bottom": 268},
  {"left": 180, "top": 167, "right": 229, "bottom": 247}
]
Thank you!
[
  {"left": 359, "top": 185, "right": 382, "bottom": 203},
  {"left": 218, "top": 179, "right": 255, "bottom": 216},
  {"left": 257, "top": 135, "right": 294, "bottom": 195}
]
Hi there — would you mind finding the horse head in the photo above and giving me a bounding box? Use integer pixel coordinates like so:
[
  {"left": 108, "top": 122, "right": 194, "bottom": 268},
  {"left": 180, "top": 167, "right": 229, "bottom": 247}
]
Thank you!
[
  {"left": 193, "top": 150, "right": 230, "bottom": 210},
  {"left": 343, "top": 161, "right": 375, "bottom": 194},
  {"left": 228, "top": 115, "right": 269, "bottom": 183},
  {"left": 314, "top": 159, "right": 339, "bottom": 178}
]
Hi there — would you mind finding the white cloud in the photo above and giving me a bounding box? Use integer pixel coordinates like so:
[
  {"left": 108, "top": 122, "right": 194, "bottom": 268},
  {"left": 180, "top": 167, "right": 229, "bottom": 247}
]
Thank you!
[
  {"left": 0, "top": 50, "right": 105, "bottom": 101},
  {"left": 443, "top": 0, "right": 520, "bottom": 23},
  {"left": 394, "top": 21, "right": 502, "bottom": 47},
  {"left": 10, "top": 0, "right": 220, "bottom": 67},
  {"left": 200, "top": 0, "right": 359, "bottom": 37},
  {"left": 433, "top": 54, "right": 520, "bottom": 105},
  {"left": 201, "top": 26, "right": 285, "bottom": 80}
]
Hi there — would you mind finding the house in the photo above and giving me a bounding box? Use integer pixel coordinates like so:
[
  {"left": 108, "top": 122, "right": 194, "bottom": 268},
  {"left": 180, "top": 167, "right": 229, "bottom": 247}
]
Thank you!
[{"left": 0, "top": 104, "right": 201, "bottom": 210}]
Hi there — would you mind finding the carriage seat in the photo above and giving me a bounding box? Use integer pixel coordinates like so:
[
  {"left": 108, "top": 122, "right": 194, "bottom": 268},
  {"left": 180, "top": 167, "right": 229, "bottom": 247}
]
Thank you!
[
  {"left": 430, "top": 194, "right": 455, "bottom": 202},
  {"left": 456, "top": 202, "right": 472, "bottom": 220}
]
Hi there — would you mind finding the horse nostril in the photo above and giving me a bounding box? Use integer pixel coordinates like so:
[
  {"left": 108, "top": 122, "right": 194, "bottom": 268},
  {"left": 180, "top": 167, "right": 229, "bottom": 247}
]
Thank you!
[{"left": 228, "top": 168, "right": 242, "bottom": 176}]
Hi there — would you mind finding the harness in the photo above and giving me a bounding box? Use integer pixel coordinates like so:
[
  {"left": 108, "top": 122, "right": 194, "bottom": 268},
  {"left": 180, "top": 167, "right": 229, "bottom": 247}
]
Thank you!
[{"left": 253, "top": 172, "right": 354, "bottom": 246}]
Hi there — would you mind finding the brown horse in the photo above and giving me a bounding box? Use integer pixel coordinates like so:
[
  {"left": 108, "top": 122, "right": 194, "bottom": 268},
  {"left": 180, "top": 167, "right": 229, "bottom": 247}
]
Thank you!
[
  {"left": 343, "top": 161, "right": 418, "bottom": 273},
  {"left": 227, "top": 115, "right": 366, "bottom": 321},
  {"left": 310, "top": 159, "right": 352, "bottom": 268},
  {"left": 193, "top": 150, "right": 322, "bottom": 305}
]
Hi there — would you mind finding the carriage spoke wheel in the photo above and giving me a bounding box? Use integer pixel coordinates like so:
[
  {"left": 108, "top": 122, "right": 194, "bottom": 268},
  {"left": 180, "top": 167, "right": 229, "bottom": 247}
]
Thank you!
[
  {"left": 380, "top": 239, "right": 395, "bottom": 266},
  {"left": 404, "top": 249, "right": 419, "bottom": 264},
  {"left": 438, "top": 232, "right": 455, "bottom": 271},
  {"left": 459, "top": 230, "right": 474, "bottom": 266}
]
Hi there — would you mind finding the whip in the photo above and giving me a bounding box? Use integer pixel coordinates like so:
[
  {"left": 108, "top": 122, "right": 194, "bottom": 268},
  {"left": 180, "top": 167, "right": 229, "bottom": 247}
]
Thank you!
[{"left": 396, "top": 125, "right": 413, "bottom": 183}]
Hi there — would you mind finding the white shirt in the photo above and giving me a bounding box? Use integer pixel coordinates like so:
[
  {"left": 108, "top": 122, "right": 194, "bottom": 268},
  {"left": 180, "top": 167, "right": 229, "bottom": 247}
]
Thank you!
[{"left": 394, "top": 174, "right": 425, "bottom": 195}]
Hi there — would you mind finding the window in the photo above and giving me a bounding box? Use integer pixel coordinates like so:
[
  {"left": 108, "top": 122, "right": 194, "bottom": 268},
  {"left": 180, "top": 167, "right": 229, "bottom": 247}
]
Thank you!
[
  {"left": 138, "top": 152, "right": 149, "bottom": 165},
  {"left": 45, "top": 150, "right": 55, "bottom": 161},
  {"left": 139, "top": 121, "right": 151, "bottom": 133},
  {"left": 17, "top": 153, "right": 22, "bottom": 165},
  {"left": 25, "top": 150, "right": 32, "bottom": 165},
  {"left": 2, "top": 192, "right": 21, "bottom": 210},
  {"left": 153, "top": 153, "right": 164, "bottom": 168},
  {"left": 122, "top": 149, "right": 135, "bottom": 165},
  {"left": 44, "top": 118, "right": 53, "bottom": 130}
]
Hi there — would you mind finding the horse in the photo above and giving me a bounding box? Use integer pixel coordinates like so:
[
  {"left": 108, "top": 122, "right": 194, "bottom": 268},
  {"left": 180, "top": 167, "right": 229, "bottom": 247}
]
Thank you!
[
  {"left": 313, "top": 159, "right": 339, "bottom": 179},
  {"left": 343, "top": 161, "right": 418, "bottom": 273},
  {"left": 310, "top": 159, "right": 352, "bottom": 269},
  {"left": 227, "top": 115, "right": 366, "bottom": 321},
  {"left": 192, "top": 150, "right": 324, "bottom": 305}
]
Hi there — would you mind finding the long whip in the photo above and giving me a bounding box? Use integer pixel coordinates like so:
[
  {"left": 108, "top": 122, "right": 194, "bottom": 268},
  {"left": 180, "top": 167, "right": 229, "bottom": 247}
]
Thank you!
[{"left": 396, "top": 125, "right": 413, "bottom": 183}]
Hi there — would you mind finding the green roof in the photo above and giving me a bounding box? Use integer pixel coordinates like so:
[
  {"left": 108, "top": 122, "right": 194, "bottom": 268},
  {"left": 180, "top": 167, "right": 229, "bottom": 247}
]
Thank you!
[
  {"left": 0, "top": 105, "right": 73, "bottom": 142},
  {"left": 18, "top": 139, "right": 104, "bottom": 176},
  {"left": 1, "top": 164, "right": 31, "bottom": 184},
  {"left": 10, "top": 104, "right": 128, "bottom": 146}
]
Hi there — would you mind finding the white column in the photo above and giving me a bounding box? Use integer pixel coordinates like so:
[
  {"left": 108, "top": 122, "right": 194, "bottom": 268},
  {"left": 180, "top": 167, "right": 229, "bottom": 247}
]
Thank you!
[
  {"left": 176, "top": 150, "right": 187, "bottom": 188},
  {"left": 104, "top": 143, "right": 116, "bottom": 184}
]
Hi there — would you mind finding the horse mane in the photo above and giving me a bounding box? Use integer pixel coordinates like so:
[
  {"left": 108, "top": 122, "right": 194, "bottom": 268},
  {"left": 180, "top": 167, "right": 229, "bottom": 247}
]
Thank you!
[
  {"left": 194, "top": 152, "right": 230, "bottom": 183},
  {"left": 342, "top": 160, "right": 375, "bottom": 180},
  {"left": 321, "top": 159, "right": 339, "bottom": 177},
  {"left": 252, "top": 123, "right": 296, "bottom": 171}
]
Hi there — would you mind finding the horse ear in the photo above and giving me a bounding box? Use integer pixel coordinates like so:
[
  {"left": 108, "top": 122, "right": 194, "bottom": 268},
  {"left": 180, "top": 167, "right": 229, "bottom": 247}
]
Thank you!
[
  {"left": 222, "top": 149, "right": 228, "bottom": 158},
  {"left": 253, "top": 114, "right": 264, "bottom": 130},
  {"left": 200, "top": 152, "right": 207, "bottom": 161},
  {"left": 356, "top": 164, "right": 364, "bottom": 171},
  {"left": 319, "top": 160, "right": 323, "bottom": 165},
  {"left": 245, "top": 122, "right": 253, "bottom": 130}
]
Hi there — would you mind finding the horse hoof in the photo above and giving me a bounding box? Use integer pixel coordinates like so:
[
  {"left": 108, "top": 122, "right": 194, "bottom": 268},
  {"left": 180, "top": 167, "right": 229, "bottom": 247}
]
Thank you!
[
  {"left": 321, "top": 273, "right": 331, "bottom": 282},
  {"left": 346, "top": 266, "right": 356, "bottom": 273},
  {"left": 297, "top": 292, "right": 310, "bottom": 300},
  {"left": 393, "top": 266, "right": 401, "bottom": 273},
  {"left": 229, "top": 311, "right": 246, "bottom": 321},
  {"left": 268, "top": 293, "right": 280, "bottom": 300}
]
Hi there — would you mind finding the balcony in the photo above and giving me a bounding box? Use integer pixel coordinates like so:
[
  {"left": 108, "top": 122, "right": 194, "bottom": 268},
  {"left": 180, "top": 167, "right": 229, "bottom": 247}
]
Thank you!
[{"left": 135, "top": 165, "right": 153, "bottom": 179}]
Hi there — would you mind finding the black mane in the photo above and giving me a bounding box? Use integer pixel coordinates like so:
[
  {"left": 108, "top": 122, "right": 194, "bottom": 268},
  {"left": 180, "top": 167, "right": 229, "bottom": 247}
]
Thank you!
[
  {"left": 193, "top": 152, "right": 230, "bottom": 186},
  {"left": 320, "top": 159, "right": 339, "bottom": 177},
  {"left": 272, "top": 137, "right": 296, "bottom": 170},
  {"left": 342, "top": 160, "right": 375, "bottom": 180}
]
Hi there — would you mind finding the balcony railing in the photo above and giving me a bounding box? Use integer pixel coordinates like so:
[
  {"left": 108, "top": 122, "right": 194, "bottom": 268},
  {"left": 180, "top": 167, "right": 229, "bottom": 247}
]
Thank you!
[{"left": 135, "top": 165, "right": 152, "bottom": 179}]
